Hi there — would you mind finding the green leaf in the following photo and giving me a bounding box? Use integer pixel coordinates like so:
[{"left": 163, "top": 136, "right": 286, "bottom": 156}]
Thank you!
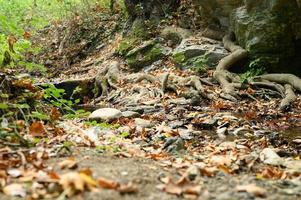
[
  {"left": 31, "top": 111, "right": 50, "bottom": 120},
  {"left": 120, "top": 132, "right": 129, "bottom": 138},
  {"left": 0, "top": 103, "right": 8, "bottom": 109}
]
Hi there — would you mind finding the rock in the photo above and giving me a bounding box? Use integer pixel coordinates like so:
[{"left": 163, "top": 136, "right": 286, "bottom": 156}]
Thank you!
[
  {"left": 194, "top": 118, "right": 217, "bottom": 129},
  {"left": 193, "top": 0, "right": 243, "bottom": 27},
  {"left": 167, "top": 98, "right": 190, "bottom": 105},
  {"left": 122, "top": 105, "right": 161, "bottom": 114},
  {"left": 230, "top": 0, "right": 301, "bottom": 71},
  {"left": 292, "top": 139, "right": 301, "bottom": 144},
  {"left": 125, "top": 40, "right": 168, "bottom": 71},
  {"left": 172, "top": 37, "right": 229, "bottom": 69},
  {"left": 178, "top": 129, "right": 193, "bottom": 140},
  {"left": 284, "top": 159, "right": 301, "bottom": 173},
  {"left": 260, "top": 148, "right": 283, "bottom": 166},
  {"left": 162, "top": 137, "right": 185, "bottom": 153},
  {"left": 169, "top": 121, "right": 185, "bottom": 129},
  {"left": 160, "top": 26, "right": 192, "bottom": 46},
  {"left": 216, "top": 127, "right": 227, "bottom": 135},
  {"left": 122, "top": 111, "right": 141, "bottom": 118},
  {"left": 219, "top": 141, "right": 236, "bottom": 150},
  {"left": 89, "top": 108, "right": 122, "bottom": 121},
  {"left": 134, "top": 118, "right": 154, "bottom": 128},
  {"left": 184, "top": 165, "right": 200, "bottom": 181}
]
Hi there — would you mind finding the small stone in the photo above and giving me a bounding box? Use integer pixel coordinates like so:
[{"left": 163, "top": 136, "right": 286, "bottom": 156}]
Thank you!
[
  {"left": 260, "top": 148, "right": 283, "bottom": 166},
  {"left": 134, "top": 118, "right": 153, "bottom": 128},
  {"left": 195, "top": 118, "right": 217, "bottom": 129},
  {"left": 122, "top": 111, "right": 140, "bottom": 118},
  {"left": 185, "top": 165, "right": 200, "bottom": 181},
  {"left": 89, "top": 108, "right": 122, "bottom": 121},
  {"left": 217, "top": 127, "right": 227, "bottom": 135},
  {"left": 292, "top": 139, "right": 301, "bottom": 144}
]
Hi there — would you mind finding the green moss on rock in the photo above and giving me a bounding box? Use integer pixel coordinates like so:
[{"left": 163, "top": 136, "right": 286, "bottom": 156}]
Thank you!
[
  {"left": 118, "top": 37, "right": 139, "bottom": 56},
  {"left": 126, "top": 44, "right": 164, "bottom": 71}
]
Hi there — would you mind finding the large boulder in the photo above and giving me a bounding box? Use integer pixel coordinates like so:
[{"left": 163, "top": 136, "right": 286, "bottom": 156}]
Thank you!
[
  {"left": 230, "top": 0, "right": 301, "bottom": 71},
  {"left": 172, "top": 37, "right": 229, "bottom": 70},
  {"left": 192, "top": 0, "right": 243, "bottom": 27},
  {"left": 125, "top": 40, "right": 170, "bottom": 71}
]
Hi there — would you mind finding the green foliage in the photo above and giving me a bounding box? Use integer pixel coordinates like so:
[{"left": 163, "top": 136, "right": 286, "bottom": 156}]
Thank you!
[
  {"left": 0, "top": 33, "right": 45, "bottom": 72},
  {"left": 240, "top": 59, "right": 266, "bottom": 83},
  {"left": 190, "top": 55, "right": 209, "bottom": 74},
  {"left": 0, "top": 0, "right": 121, "bottom": 72},
  {"left": 42, "top": 84, "right": 90, "bottom": 119},
  {"left": 173, "top": 52, "right": 209, "bottom": 74},
  {"left": 84, "top": 120, "right": 120, "bottom": 129}
]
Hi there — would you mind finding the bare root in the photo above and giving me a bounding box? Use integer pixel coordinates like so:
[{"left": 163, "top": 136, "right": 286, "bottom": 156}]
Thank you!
[
  {"left": 213, "top": 33, "right": 248, "bottom": 101},
  {"left": 250, "top": 81, "right": 285, "bottom": 97},
  {"left": 256, "top": 74, "right": 301, "bottom": 92},
  {"left": 280, "top": 84, "right": 296, "bottom": 111},
  {"left": 94, "top": 60, "right": 120, "bottom": 98}
]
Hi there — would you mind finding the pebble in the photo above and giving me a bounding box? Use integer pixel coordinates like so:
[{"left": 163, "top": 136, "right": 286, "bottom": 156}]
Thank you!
[{"left": 89, "top": 108, "right": 122, "bottom": 121}]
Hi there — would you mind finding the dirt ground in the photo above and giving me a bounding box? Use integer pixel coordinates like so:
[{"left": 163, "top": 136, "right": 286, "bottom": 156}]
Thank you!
[{"left": 48, "top": 148, "right": 301, "bottom": 200}]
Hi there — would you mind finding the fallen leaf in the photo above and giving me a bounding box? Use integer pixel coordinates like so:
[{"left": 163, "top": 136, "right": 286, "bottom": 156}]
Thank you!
[
  {"left": 29, "top": 122, "right": 47, "bottom": 137},
  {"left": 236, "top": 184, "right": 266, "bottom": 197},
  {"left": 58, "top": 158, "right": 78, "bottom": 169},
  {"left": 3, "top": 183, "right": 26, "bottom": 197},
  {"left": 161, "top": 177, "right": 201, "bottom": 197},
  {"left": 98, "top": 177, "right": 119, "bottom": 189},
  {"left": 23, "top": 31, "right": 31, "bottom": 39},
  {"left": 117, "top": 182, "right": 138, "bottom": 194},
  {"left": 50, "top": 107, "right": 61, "bottom": 121}
]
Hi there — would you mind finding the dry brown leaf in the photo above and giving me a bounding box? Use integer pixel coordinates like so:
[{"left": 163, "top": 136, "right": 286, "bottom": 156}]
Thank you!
[
  {"left": 161, "top": 177, "right": 201, "bottom": 196},
  {"left": 117, "top": 182, "right": 138, "bottom": 194},
  {"left": 12, "top": 79, "right": 36, "bottom": 92},
  {"left": 58, "top": 171, "right": 97, "bottom": 194},
  {"left": 210, "top": 155, "right": 232, "bottom": 166},
  {"left": 48, "top": 171, "right": 60, "bottom": 180},
  {"left": 3, "top": 183, "right": 26, "bottom": 197},
  {"left": 58, "top": 158, "right": 78, "bottom": 169},
  {"left": 23, "top": 31, "right": 31, "bottom": 39},
  {"left": 98, "top": 177, "right": 119, "bottom": 189},
  {"left": 236, "top": 184, "right": 266, "bottom": 197},
  {"left": 50, "top": 107, "right": 61, "bottom": 121},
  {"left": 29, "top": 122, "right": 47, "bottom": 137},
  {"left": 79, "top": 173, "right": 98, "bottom": 189}
]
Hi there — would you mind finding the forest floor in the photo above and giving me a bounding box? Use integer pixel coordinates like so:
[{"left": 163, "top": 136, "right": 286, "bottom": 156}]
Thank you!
[{"left": 1, "top": 6, "right": 301, "bottom": 200}]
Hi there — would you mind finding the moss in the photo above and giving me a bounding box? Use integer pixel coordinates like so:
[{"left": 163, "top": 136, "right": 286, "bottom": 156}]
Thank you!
[
  {"left": 172, "top": 52, "right": 186, "bottom": 63},
  {"left": 117, "top": 37, "right": 139, "bottom": 56},
  {"left": 144, "top": 45, "right": 163, "bottom": 61},
  {"left": 126, "top": 44, "right": 164, "bottom": 71},
  {"left": 131, "top": 19, "right": 150, "bottom": 39}
]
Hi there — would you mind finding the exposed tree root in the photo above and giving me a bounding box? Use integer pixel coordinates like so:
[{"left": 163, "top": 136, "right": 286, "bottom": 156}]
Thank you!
[
  {"left": 94, "top": 61, "right": 120, "bottom": 98},
  {"left": 213, "top": 33, "right": 248, "bottom": 101},
  {"left": 256, "top": 74, "right": 301, "bottom": 92},
  {"left": 250, "top": 81, "right": 285, "bottom": 97},
  {"left": 280, "top": 84, "right": 296, "bottom": 111},
  {"left": 185, "top": 76, "right": 214, "bottom": 100}
]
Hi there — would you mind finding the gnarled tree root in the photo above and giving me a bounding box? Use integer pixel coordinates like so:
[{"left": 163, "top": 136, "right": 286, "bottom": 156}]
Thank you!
[
  {"left": 213, "top": 33, "right": 248, "bottom": 101},
  {"left": 249, "top": 81, "right": 285, "bottom": 97},
  {"left": 280, "top": 84, "right": 296, "bottom": 111},
  {"left": 256, "top": 74, "right": 301, "bottom": 92},
  {"left": 94, "top": 60, "right": 120, "bottom": 99},
  {"left": 255, "top": 73, "right": 301, "bottom": 111}
]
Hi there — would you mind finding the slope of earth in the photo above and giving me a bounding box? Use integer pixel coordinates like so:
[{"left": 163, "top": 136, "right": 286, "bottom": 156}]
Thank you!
[{"left": 1, "top": 3, "right": 301, "bottom": 200}]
